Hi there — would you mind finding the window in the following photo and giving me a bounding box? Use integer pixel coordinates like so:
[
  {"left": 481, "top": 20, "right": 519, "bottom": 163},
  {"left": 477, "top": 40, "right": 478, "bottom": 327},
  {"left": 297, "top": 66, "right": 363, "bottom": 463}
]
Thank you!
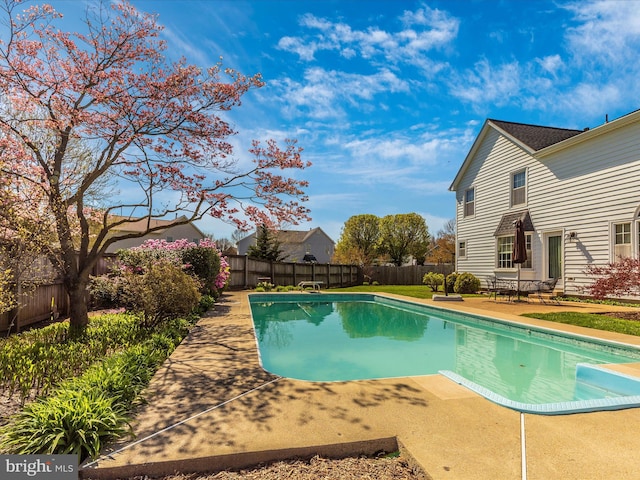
[
  {"left": 614, "top": 222, "right": 632, "bottom": 258},
  {"left": 458, "top": 241, "right": 467, "bottom": 259},
  {"left": 464, "top": 188, "right": 475, "bottom": 217},
  {"left": 511, "top": 170, "right": 526, "bottom": 206},
  {"left": 497, "top": 236, "right": 513, "bottom": 269},
  {"left": 497, "top": 234, "right": 532, "bottom": 269}
]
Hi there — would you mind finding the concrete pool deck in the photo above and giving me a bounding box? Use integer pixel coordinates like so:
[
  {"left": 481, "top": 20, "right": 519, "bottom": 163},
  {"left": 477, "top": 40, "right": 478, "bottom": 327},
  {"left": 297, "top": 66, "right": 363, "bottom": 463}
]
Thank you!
[{"left": 82, "top": 292, "right": 640, "bottom": 480}]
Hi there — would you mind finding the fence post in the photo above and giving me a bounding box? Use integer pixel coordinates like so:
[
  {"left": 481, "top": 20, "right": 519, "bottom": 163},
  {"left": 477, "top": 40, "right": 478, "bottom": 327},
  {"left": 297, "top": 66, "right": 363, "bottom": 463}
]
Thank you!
[{"left": 243, "top": 255, "right": 249, "bottom": 289}]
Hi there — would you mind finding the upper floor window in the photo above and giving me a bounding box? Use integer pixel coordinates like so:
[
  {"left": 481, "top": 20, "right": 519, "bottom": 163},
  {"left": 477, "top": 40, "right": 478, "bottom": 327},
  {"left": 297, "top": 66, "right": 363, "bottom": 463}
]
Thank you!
[
  {"left": 464, "top": 188, "right": 475, "bottom": 217},
  {"left": 614, "top": 222, "right": 632, "bottom": 259},
  {"left": 511, "top": 169, "right": 526, "bottom": 206}
]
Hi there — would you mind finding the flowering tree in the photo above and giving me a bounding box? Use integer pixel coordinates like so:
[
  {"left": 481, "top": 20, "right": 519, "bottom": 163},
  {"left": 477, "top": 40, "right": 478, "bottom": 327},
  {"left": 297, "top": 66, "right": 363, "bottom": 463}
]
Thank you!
[
  {"left": 0, "top": 1, "right": 310, "bottom": 330},
  {"left": 584, "top": 257, "right": 640, "bottom": 299},
  {"left": 117, "top": 238, "right": 230, "bottom": 297}
]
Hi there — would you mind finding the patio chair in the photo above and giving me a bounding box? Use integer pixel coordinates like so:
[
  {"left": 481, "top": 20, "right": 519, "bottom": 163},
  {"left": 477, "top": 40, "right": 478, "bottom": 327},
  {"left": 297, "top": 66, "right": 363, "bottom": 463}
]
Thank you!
[{"left": 535, "top": 278, "right": 559, "bottom": 304}]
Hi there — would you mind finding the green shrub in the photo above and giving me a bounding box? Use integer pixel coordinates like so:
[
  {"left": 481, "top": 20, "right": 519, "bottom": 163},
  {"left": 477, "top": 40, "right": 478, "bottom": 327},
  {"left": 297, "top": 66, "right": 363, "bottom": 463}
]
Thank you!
[
  {"left": 0, "top": 386, "right": 130, "bottom": 459},
  {"left": 256, "top": 281, "right": 274, "bottom": 292},
  {"left": 422, "top": 272, "right": 444, "bottom": 292},
  {"left": 88, "top": 275, "right": 123, "bottom": 309},
  {"left": 182, "top": 246, "right": 221, "bottom": 296},
  {"left": 446, "top": 272, "right": 459, "bottom": 293},
  {"left": 0, "top": 323, "right": 188, "bottom": 460},
  {"left": 454, "top": 272, "right": 481, "bottom": 294},
  {"left": 121, "top": 262, "right": 201, "bottom": 328},
  {"left": 0, "top": 314, "right": 141, "bottom": 403},
  {"left": 197, "top": 295, "right": 216, "bottom": 313}
]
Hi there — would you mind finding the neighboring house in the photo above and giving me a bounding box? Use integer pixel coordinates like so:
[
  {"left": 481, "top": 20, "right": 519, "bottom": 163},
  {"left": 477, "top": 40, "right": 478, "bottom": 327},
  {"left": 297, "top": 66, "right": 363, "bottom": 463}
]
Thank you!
[
  {"left": 105, "top": 215, "right": 205, "bottom": 253},
  {"left": 237, "top": 227, "right": 335, "bottom": 263},
  {"left": 450, "top": 109, "right": 640, "bottom": 297}
]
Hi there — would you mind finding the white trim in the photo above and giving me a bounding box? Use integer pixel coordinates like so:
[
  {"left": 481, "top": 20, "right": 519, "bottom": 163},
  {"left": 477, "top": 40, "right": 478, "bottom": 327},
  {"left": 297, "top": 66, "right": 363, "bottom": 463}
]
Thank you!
[
  {"left": 542, "top": 230, "right": 564, "bottom": 282},
  {"left": 464, "top": 186, "right": 476, "bottom": 218},
  {"left": 535, "top": 109, "right": 640, "bottom": 158},
  {"left": 458, "top": 240, "right": 467, "bottom": 259},
  {"left": 611, "top": 221, "right": 633, "bottom": 261}
]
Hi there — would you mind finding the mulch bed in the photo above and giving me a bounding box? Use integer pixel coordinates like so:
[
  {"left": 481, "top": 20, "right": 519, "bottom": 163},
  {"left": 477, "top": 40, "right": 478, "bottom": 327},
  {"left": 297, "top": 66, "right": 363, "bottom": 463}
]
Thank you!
[
  {"left": 599, "top": 311, "right": 640, "bottom": 321},
  {"left": 132, "top": 454, "right": 428, "bottom": 480}
]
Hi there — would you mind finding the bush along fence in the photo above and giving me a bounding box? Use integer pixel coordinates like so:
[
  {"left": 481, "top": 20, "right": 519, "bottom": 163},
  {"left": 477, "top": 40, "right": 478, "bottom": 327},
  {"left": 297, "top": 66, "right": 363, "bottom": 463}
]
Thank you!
[{"left": 226, "top": 255, "right": 362, "bottom": 288}]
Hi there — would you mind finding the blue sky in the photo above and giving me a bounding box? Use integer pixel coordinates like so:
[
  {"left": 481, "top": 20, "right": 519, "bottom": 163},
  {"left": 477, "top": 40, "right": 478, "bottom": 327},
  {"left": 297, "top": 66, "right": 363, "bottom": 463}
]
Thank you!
[{"left": 52, "top": 0, "right": 640, "bottom": 243}]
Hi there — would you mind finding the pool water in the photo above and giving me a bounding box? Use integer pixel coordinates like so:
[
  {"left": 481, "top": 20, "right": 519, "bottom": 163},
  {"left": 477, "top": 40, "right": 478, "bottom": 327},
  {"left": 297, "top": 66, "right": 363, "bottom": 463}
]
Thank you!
[{"left": 249, "top": 294, "right": 640, "bottom": 410}]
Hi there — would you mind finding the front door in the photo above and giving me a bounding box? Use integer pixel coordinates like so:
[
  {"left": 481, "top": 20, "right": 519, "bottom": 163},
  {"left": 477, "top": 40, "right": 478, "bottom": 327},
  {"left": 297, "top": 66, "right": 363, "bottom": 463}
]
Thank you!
[{"left": 548, "top": 235, "right": 562, "bottom": 279}]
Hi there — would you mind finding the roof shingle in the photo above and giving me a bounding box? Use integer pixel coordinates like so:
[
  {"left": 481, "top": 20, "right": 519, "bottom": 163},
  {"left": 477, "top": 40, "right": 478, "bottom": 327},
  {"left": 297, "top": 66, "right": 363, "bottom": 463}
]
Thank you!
[{"left": 490, "top": 119, "right": 583, "bottom": 151}]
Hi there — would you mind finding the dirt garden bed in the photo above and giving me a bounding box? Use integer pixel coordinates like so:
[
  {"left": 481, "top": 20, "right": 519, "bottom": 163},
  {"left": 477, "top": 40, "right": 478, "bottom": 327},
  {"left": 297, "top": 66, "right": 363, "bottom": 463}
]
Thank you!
[{"left": 128, "top": 454, "right": 428, "bottom": 480}]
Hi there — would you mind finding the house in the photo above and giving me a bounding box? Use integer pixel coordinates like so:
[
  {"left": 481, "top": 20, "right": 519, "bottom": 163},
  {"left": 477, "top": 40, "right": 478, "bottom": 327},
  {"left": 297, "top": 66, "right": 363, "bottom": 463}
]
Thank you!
[
  {"left": 105, "top": 215, "right": 205, "bottom": 253},
  {"left": 237, "top": 227, "right": 335, "bottom": 263},
  {"left": 450, "top": 109, "right": 640, "bottom": 297}
]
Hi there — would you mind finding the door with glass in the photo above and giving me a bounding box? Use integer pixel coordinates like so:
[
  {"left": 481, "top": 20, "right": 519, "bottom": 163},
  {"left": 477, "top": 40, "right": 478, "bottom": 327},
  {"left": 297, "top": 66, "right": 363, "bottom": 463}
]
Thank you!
[{"left": 548, "top": 234, "right": 562, "bottom": 279}]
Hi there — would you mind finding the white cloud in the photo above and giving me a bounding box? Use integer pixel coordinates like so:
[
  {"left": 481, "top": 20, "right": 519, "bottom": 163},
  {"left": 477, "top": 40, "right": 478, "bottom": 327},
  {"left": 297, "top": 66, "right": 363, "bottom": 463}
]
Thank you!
[
  {"left": 316, "top": 126, "right": 472, "bottom": 194},
  {"left": 277, "top": 36, "right": 318, "bottom": 61},
  {"left": 536, "top": 54, "right": 565, "bottom": 77},
  {"left": 272, "top": 67, "right": 410, "bottom": 119},
  {"left": 449, "top": 59, "right": 521, "bottom": 107},
  {"left": 564, "top": 0, "right": 640, "bottom": 66},
  {"left": 277, "top": 7, "right": 459, "bottom": 68}
]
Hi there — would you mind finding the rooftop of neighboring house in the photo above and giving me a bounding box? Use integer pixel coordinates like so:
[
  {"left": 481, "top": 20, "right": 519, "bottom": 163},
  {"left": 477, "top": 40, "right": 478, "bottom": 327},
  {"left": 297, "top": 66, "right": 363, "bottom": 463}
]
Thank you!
[
  {"left": 108, "top": 215, "right": 203, "bottom": 235},
  {"left": 239, "top": 227, "right": 334, "bottom": 245}
]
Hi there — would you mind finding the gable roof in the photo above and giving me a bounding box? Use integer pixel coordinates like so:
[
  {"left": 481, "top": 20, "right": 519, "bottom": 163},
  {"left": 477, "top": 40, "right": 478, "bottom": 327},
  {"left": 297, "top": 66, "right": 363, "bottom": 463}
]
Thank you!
[
  {"left": 489, "top": 120, "right": 583, "bottom": 151},
  {"left": 109, "top": 215, "right": 204, "bottom": 236},
  {"left": 493, "top": 210, "right": 534, "bottom": 236},
  {"left": 451, "top": 109, "right": 640, "bottom": 192},
  {"left": 450, "top": 118, "right": 587, "bottom": 191},
  {"left": 277, "top": 227, "right": 334, "bottom": 245},
  {"left": 238, "top": 227, "right": 335, "bottom": 247}
]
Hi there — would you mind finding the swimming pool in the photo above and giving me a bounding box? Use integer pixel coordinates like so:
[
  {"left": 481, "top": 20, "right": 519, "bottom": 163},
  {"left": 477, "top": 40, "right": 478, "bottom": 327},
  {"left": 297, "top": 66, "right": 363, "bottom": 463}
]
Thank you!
[{"left": 248, "top": 293, "right": 640, "bottom": 414}]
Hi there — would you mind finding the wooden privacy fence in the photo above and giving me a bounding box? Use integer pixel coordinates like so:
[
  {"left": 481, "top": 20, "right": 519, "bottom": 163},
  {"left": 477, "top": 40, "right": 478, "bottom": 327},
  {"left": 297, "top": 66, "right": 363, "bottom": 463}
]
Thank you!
[
  {"left": 226, "top": 255, "right": 362, "bottom": 289},
  {"left": 2, "top": 253, "right": 452, "bottom": 333},
  {"left": 365, "top": 264, "right": 455, "bottom": 285},
  {"left": 0, "top": 254, "right": 115, "bottom": 333}
]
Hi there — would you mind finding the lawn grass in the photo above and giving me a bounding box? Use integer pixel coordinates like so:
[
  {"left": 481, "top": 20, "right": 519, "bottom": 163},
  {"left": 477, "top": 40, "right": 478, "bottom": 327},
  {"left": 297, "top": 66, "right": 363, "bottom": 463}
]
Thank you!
[
  {"left": 331, "top": 284, "right": 437, "bottom": 299},
  {"left": 521, "top": 312, "right": 640, "bottom": 337}
]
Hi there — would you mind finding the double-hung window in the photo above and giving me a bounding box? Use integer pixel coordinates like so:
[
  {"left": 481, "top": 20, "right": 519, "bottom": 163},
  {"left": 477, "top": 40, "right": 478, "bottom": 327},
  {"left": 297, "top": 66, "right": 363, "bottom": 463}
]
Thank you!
[
  {"left": 464, "top": 188, "right": 475, "bottom": 217},
  {"left": 614, "top": 222, "right": 632, "bottom": 259},
  {"left": 497, "top": 234, "right": 532, "bottom": 269},
  {"left": 458, "top": 241, "right": 467, "bottom": 259},
  {"left": 511, "top": 169, "right": 526, "bottom": 206}
]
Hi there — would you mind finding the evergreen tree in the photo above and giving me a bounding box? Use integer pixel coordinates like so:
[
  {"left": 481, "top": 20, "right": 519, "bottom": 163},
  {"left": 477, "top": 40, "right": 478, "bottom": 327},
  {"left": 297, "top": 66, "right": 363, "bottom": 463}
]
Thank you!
[{"left": 247, "top": 225, "right": 284, "bottom": 261}]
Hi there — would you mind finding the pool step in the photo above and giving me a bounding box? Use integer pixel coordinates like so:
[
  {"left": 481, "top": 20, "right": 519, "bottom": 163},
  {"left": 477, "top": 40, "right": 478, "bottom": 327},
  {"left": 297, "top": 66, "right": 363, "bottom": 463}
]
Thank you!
[{"left": 576, "top": 364, "right": 640, "bottom": 396}]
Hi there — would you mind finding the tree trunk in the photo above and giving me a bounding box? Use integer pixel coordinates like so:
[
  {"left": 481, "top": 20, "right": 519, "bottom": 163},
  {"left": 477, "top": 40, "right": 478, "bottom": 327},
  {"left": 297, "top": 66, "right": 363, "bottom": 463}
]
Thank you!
[{"left": 67, "top": 278, "right": 90, "bottom": 334}]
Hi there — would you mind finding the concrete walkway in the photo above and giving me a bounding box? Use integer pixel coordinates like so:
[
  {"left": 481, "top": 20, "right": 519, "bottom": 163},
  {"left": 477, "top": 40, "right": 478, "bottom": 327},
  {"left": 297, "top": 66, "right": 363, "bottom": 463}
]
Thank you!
[{"left": 82, "top": 292, "right": 640, "bottom": 480}]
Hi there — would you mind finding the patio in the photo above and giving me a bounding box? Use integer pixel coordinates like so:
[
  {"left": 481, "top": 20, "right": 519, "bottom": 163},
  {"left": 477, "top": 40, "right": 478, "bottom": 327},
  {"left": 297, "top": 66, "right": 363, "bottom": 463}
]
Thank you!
[{"left": 81, "top": 292, "right": 640, "bottom": 480}]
